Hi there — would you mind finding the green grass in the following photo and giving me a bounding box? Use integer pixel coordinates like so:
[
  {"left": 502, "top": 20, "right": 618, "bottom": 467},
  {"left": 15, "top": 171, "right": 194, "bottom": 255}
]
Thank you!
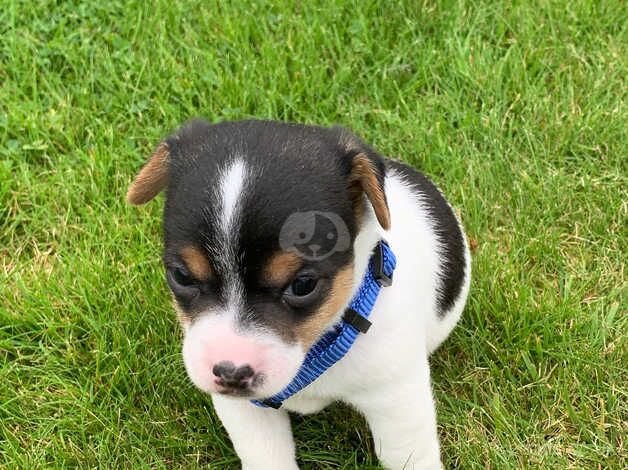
[{"left": 1, "top": 0, "right": 626, "bottom": 468}]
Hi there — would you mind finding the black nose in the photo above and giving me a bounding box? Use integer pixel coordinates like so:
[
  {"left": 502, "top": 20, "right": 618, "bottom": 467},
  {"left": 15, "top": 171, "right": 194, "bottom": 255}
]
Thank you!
[{"left": 212, "top": 361, "right": 255, "bottom": 388}]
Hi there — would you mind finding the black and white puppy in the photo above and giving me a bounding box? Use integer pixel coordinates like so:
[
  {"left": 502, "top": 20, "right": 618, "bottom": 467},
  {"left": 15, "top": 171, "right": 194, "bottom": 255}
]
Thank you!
[{"left": 127, "top": 120, "right": 470, "bottom": 469}]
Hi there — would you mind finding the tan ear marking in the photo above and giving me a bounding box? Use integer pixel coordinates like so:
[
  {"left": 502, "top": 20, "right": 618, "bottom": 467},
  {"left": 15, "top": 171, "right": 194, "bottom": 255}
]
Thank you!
[
  {"left": 180, "top": 245, "right": 213, "bottom": 281},
  {"left": 126, "top": 142, "right": 170, "bottom": 205},
  {"left": 349, "top": 153, "right": 391, "bottom": 230},
  {"left": 263, "top": 251, "right": 303, "bottom": 287}
]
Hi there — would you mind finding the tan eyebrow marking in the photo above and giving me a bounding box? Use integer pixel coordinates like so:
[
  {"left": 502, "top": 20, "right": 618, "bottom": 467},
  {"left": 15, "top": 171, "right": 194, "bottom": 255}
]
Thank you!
[
  {"left": 263, "top": 251, "right": 304, "bottom": 287},
  {"left": 180, "top": 245, "right": 213, "bottom": 281}
]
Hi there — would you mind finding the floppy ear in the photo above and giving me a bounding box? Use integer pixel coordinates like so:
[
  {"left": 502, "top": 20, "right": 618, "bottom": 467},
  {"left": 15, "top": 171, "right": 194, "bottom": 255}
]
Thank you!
[
  {"left": 341, "top": 131, "right": 391, "bottom": 231},
  {"left": 339, "top": 130, "right": 391, "bottom": 230},
  {"left": 348, "top": 152, "right": 391, "bottom": 230},
  {"left": 126, "top": 142, "right": 170, "bottom": 205}
]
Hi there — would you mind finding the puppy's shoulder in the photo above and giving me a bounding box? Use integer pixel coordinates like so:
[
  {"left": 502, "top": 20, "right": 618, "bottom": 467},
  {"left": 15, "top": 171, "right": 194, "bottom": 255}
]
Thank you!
[{"left": 384, "top": 158, "right": 468, "bottom": 317}]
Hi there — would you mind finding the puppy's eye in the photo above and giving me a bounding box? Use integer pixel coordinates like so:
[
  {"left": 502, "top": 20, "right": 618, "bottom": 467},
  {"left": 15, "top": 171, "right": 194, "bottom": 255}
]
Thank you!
[
  {"left": 167, "top": 266, "right": 199, "bottom": 296},
  {"left": 173, "top": 267, "right": 194, "bottom": 286},
  {"left": 290, "top": 276, "right": 317, "bottom": 296},
  {"left": 284, "top": 275, "right": 320, "bottom": 307}
]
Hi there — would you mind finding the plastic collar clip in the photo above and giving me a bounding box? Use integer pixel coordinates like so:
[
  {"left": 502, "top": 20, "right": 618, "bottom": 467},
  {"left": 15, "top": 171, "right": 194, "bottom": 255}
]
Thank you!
[{"left": 372, "top": 240, "right": 393, "bottom": 287}]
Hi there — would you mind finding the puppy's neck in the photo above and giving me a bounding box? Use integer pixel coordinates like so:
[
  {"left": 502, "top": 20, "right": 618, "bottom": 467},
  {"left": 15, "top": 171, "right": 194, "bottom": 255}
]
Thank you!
[{"left": 351, "top": 208, "right": 387, "bottom": 297}]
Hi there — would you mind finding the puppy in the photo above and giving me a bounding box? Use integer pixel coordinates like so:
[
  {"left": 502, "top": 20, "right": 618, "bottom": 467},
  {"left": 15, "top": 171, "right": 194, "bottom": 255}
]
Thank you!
[{"left": 127, "top": 120, "right": 470, "bottom": 469}]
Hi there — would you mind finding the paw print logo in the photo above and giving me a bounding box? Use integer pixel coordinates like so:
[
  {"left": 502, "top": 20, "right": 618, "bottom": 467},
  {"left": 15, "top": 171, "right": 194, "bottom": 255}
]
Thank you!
[{"left": 279, "top": 211, "right": 350, "bottom": 261}]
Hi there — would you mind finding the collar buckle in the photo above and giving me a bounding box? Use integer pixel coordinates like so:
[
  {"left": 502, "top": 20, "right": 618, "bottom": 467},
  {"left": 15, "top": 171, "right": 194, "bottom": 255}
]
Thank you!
[
  {"left": 372, "top": 240, "right": 393, "bottom": 287},
  {"left": 343, "top": 308, "right": 372, "bottom": 334},
  {"left": 259, "top": 399, "right": 281, "bottom": 409}
]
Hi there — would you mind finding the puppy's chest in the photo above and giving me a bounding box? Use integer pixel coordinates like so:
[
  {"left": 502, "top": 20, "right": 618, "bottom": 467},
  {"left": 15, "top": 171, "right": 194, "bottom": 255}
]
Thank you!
[
  {"left": 279, "top": 363, "right": 360, "bottom": 414},
  {"left": 281, "top": 305, "right": 411, "bottom": 413}
]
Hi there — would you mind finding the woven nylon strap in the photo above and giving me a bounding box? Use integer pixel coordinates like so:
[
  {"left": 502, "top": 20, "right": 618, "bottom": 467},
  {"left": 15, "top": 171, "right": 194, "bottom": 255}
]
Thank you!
[{"left": 251, "top": 240, "right": 396, "bottom": 409}]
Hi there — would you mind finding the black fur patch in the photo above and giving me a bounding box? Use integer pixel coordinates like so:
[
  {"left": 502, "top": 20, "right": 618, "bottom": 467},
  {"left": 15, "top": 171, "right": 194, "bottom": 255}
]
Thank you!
[{"left": 385, "top": 160, "right": 466, "bottom": 317}]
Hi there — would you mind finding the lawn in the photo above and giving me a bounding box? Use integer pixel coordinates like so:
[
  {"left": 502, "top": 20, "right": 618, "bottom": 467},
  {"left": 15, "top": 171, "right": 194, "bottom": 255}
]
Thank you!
[{"left": 1, "top": 0, "right": 626, "bottom": 468}]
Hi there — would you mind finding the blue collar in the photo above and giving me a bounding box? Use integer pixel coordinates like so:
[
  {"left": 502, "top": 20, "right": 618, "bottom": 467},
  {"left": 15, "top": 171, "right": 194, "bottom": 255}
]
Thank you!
[{"left": 251, "top": 240, "right": 396, "bottom": 409}]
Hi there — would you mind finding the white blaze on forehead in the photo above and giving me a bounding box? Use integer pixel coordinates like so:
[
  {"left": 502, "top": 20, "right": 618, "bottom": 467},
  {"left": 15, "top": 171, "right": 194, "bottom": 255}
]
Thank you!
[
  {"left": 219, "top": 159, "right": 247, "bottom": 233},
  {"left": 215, "top": 158, "right": 247, "bottom": 309}
]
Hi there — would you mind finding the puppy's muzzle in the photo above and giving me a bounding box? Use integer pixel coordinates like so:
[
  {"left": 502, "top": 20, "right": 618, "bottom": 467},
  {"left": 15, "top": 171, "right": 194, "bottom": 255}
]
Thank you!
[{"left": 181, "top": 314, "right": 303, "bottom": 397}]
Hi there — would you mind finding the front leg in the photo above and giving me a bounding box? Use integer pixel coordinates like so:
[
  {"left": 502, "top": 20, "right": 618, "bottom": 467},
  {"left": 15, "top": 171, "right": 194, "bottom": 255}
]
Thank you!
[
  {"left": 212, "top": 394, "right": 299, "bottom": 470},
  {"left": 352, "top": 365, "right": 442, "bottom": 469}
]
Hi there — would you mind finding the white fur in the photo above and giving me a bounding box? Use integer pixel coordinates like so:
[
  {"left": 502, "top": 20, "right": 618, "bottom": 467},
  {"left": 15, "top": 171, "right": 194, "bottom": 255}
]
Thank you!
[
  {"left": 219, "top": 159, "right": 246, "bottom": 234},
  {"left": 206, "top": 171, "right": 470, "bottom": 469},
  {"left": 216, "top": 158, "right": 247, "bottom": 305}
]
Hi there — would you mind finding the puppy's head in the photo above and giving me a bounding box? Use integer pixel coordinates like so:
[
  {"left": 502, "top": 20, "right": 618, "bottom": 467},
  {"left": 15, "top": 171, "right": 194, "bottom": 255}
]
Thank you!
[{"left": 127, "top": 120, "right": 390, "bottom": 399}]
